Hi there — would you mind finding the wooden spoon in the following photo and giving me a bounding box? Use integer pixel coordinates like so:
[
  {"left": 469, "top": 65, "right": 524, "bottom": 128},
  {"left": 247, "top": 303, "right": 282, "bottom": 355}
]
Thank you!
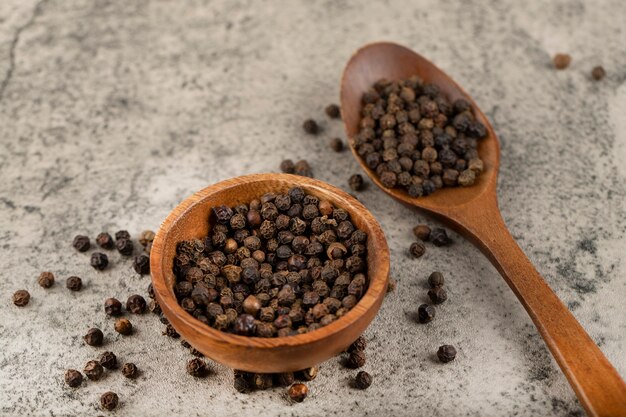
[{"left": 340, "top": 42, "right": 626, "bottom": 416}]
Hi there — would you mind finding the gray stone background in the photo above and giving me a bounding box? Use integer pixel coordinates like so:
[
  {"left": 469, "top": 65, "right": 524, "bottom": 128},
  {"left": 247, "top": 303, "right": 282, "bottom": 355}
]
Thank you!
[{"left": 0, "top": 0, "right": 625, "bottom": 416}]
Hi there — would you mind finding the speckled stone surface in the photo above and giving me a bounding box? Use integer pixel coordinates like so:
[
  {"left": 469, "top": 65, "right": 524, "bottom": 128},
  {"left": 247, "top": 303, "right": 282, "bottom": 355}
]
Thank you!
[{"left": 1, "top": 0, "right": 625, "bottom": 416}]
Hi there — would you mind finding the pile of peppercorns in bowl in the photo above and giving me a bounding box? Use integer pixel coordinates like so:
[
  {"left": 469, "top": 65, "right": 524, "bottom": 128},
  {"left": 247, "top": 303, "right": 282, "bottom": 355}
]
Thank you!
[{"left": 171, "top": 186, "right": 370, "bottom": 338}]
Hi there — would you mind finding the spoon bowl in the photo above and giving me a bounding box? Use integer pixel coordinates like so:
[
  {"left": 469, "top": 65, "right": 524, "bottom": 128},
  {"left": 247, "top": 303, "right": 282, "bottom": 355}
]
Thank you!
[
  {"left": 341, "top": 42, "right": 499, "bottom": 213},
  {"left": 340, "top": 42, "right": 626, "bottom": 416},
  {"left": 150, "top": 173, "right": 390, "bottom": 373}
]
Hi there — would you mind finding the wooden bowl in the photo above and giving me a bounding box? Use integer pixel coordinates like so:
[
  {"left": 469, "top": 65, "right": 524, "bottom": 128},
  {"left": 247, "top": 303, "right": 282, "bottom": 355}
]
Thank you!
[{"left": 150, "top": 173, "right": 390, "bottom": 373}]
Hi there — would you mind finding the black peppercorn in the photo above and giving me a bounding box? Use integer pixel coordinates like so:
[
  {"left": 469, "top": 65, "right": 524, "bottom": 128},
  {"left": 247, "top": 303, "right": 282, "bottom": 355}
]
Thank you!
[
  {"left": 72, "top": 235, "right": 90, "bottom": 252},
  {"left": 274, "top": 314, "right": 293, "bottom": 329},
  {"left": 302, "top": 119, "right": 319, "bottom": 134},
  {"left": 100, "top": 391, "right": 119, "bottom": 411},
  {"left": 287, "top": 186, "right": 305, "bottom": 202},
  {"left": 294, "top": 160, "right": 313, "bottom": 177},
  {"left": 348, "top": 335, "right": 367, "bottom": 352},
  {"left": 12, "top": 289, "right": 30, "bottom": 306},
  {"left": 96, "top": 232, "right": 114, "bottom": 249},
  {"left": 418, "top": 304, "right": 436, "bottom": 323},
  {"left": 122, "top": 362, "right": 138, "bottom": 379},
  {"left": 406, "top": 184, "right": 424, "bottom": 198},
  {"left": 230, "top": 213, "right": 247, "bottom": 230},
  {"left": 64, "top": 369, "right": 83, "bottom": 387},
  {"left": 433, "top": 175, "right": 443, "bottom": 190},
  {"left": 133, "top": 254, "right": 150, "bottom": 275},
  {"left": 430, "top": 228, "right": 451, "bottom": 246},
  {"left": 346, "top": 350, "right": 366, "bottom": 368},
  {"left": 428, "top": 271, "right": 444, "bottom": 288},
  {"left": 553, "top": 53, "right": 571, "bottom": 70},
  {"left": 437, "top": 344, "right": 457, "bottom": 363},
  {"left": 325, "top": 104, "right": 341, "bottom": 119},
  {"left": 99, "top": 351, "right": 117, "bottom": 369},
  {"left": 342, "top": 294, "right": 357, "bottom": 309},
  {"left": 187, "top": 358, "right": 207, "bottom": 377},
  {"left": 234, "top": 374, "right": 251, "bottom": 393},
  {"left": 467, "top": 121, "right": 487, "bottom": 139},
  {"left": 277, "top": 285, "right": 296, "bottom": 306},
  {"left": 104, "top": 298, "right": 122, "bottom": 316},
  {"left": 214, "top": 205, "right": 234, "bottom": 224},
  {"left": 453, "top": 158, "right": 467, "bottom": 173},
  {"left": 288, "top": 383, "right": 308, "bottom": 402},
  {"left": 380, "top": 170, "right": 397, "bottom": 188},
  {"left": 84, "top": 360, "right": 104, "bottom": 380},
  {"left": 422, "top": 179, "right": 436, "bottom": 195},
  {"left": 163, "top": 323, "right": 180, "bottom": 338},
  {"left": 116, "top": 238, "right": 134, "bottom": 256},
  {"left": 453, "top": 112, "right": 472, "bottom": 133},
  {"left": 115, "top": 230, "right": 130, "bottom": 241},
  {"left": 114, "top": 318, "right": 133, "bottom": 335},
  {"left": 457, "top": 169, "right": 476, "bottom": 187},
  {"left": 348, "top": 174, "right": 364, "bottom": 191},
  {"left": 428, "top": 286, "right": 448, "bottom": 304},
  {"left": 452, "top": 98, "right": 470, "bottom": 114},
  {"left": 412, "top": 225, "right": 431, "bottom": 241},
  {"left": 90, "top": 252, "right": 109, "bottom": 270},
  {"left": 409, "top": 241, "right": 426, "bottom": 258},
  {"left": 329, "top": 138, "right": 344, "bottom": 152},
  {"left": 84, "top": 328, "right": 103, "bottom": 346},
  {"left": 280, "top": 159, "right": 295, "bottom": 174},
  {"left": 442, "top": 169, "right": 459, "bottom": 186},
  {"left": 441, "top": 150, "right": 458, "bottom": 171},
  {"left": 591, "top": 66, "right": 606, "bottom": 81},
  {"left": 354, "top": 371, "right": 373, "bottom": 389},
  {"left": 126, "top": 294, "right": 146, "bottom": 314},
  {"left": 365, "top": 152, "right": 381, "bottom": 169},
  {"left": 254, "top": 373, "right": 273, "bottom": 390},
  {"left": 234, "top": 314, "right": 256, "bottom": 336},
  {"left": 276, "top": 372, "right": 295, "bottom": 386},
  {"left": 66, "top": 276, "right": 82, "bottom": 291},
  {"left": 193, "top": 285, "right": 217, "bottom": 306},
  {"left": 38, "top": 271, "right": 55, "bottom": 288}
]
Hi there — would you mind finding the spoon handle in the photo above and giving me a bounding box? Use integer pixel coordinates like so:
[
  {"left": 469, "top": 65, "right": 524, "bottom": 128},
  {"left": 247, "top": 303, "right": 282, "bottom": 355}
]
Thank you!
[{"left": 458, "top": 203, "right": 626, "bottom": 416}]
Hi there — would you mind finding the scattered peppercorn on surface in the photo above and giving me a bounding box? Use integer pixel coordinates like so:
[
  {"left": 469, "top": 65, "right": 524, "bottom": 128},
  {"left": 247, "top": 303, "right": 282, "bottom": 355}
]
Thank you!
[{"left": 1, "top": 1, "right": 624, "bottom": 416}]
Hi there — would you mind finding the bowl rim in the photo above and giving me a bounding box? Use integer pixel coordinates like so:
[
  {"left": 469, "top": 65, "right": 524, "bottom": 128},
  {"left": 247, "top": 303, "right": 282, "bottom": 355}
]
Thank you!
[{"left": 150, "top": 173, "right": 390, "bottom": 350}]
